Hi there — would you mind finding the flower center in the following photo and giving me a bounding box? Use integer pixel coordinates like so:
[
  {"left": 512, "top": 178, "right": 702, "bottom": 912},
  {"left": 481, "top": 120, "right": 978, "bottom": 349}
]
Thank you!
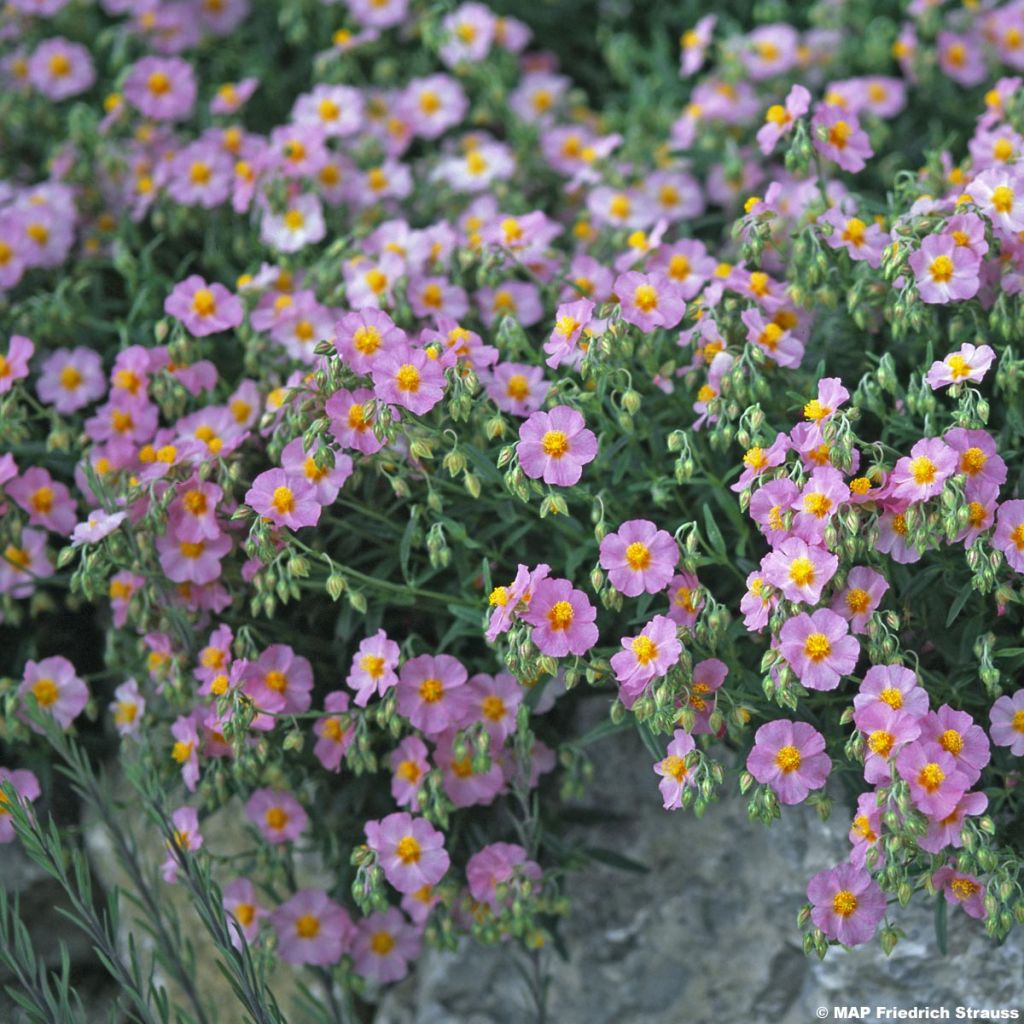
[
  {"left": 295, "top": 914, "right": 320, "bottom": 939},
  {"left": 625, "top": 541, "right": 652, "bottom": 571},
  {"left": 371, "top": 930, "right": 396, "bottom": 955},
  {"left": 418, "top": 678, "right": 443, "bottom": 703},
  {"left": 547, "top": 600, "right": 574, "bottom": 631},
  {"left": 992, "top": 184, "right": 1015, "bottom": 213},
  {"left": 360, "top": 654, "right": 385, "bottom": 679},
  {"left": 353, "top": 325, "right": 381, "bottom": 354},
  {"left": 395, "top": 364, "right": 421, "bottom": 393},
  {"left": 271, "top": 486, "right": 295, "bottom": 515},
  {"left": 960, "top": 447, "right": 987, "bottom": 475},
  {"left": 868, "top": 730, "right": 894, "bottom": 757},
  {"left": 803, "top": 633, "right": 831, "bottom": 662},
  {"left": 32, "top": 678, "right": 58, "bottom": 707},
  {"left": 481, "top": 695, "right": 506, "bottom": 720},
  {"left": 634, "top": 284, "right": 659, "bottom": 313},
  {"left": 950, "top": 878, "right": 980, "bottom": 901},
  {"left": 946, "top": 354, "right": 971, "bottom": 379},
  {"left": 909, "top": 455, "right": 937, "bottom": 485},
  {"left": 939, "top": 729, "right": 964, "bottom": 755},
  {"left": 60, "top": 365, "right": 83, "bottom": 390},
  {"left": 845, "top": 588, "right": 870, "bottom": 614},
  {"left": 631, "top": 635, "right": 658, "bottom": 665},
  {"left": 774, "top": 745, "right": 802, "bottom": 773},
  {"left": 928, "top": 255, "right": 954, "bottom": 284},
  {"left": 506, "top": 374, "right": 530, "bottom": 400},
  {"left": 147, "top": 71, "right": 171, "bottom": 96},
  {"left": 828, "top": 120, "right": 851, "bottom": 148},
  {"left": 264, "top": 807, "right": 288, "bottom": 831},
  {"left": 842, "top": 218, "right": 866, "bottom": 246},
  {"left": 661, "top": 755, "right": 688, "bottom": 782},
  {"left": 917, "top": 762, "right": 945, "bottom": 792},
  {"left": 1012, "top": 710, "right": 1024, "bottom": 734},
  {"left": 183, "top": 489, "right": 208, "bottom": 516},
  {"left": 284, "top": 209, "right": 305, "bottom": 231},
  {"left": 788, "top": 556, "right": 815, "bottom": 588},
  {"left": 265, "top": 670, "right": 288, "bottom": 693},
  {"left": 832, "top": 890, "right": 858, "bottom": 917},
  {"left": 541, "top": 430, "right": 569, "bottom": 457},
  {"left": 803, "top": 492, "right": 832, "bottom": 518},
  {"left": 396, "top": 835, "right": 421, "bottom": 864}
]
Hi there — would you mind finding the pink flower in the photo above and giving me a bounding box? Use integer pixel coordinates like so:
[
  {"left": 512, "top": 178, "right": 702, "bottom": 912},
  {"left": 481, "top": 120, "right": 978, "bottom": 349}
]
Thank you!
[
  {"left": 599, "top": 519, "right": 678, "bottom": 597},
  {"left": 170, "top": 714, "right": 201, "bottom": 792},
  {"left": 396, "top": 654, "right": 468, "bottom": 736},
  {"left": 665, "top": 571, "right": 704, "bottom": 628},
  {"left": 918, "top": 791, "right": 988, "bottom": 855},
  {"left": 520, "top": 577, "right": 599, "bottom": 657},
  {"left": 807, "top": 863, "right": 886, "bottom": 945},
  {"left": 435, "top": 731, "right": 505, "bottom": 808},
  {"left": 616, "top": 271, "right": 686, "bottom": 332},
  {"left": 830, "top": 567, "right": 889, "bottom": 634},
  {"left": 686, "top": 658, "right": 728, "bottom": 734},
  {"left": 325, "top": 387, "right": 384, "bottom": 455},
  {"left": 110, "top": 679, "right": 145, "bottom": 737},
  {"left": 889, "top": 438, "right": 957, "bottom": 503},
  {"left": 164, "top": 276, "right": 243, "bottom": 336},
  {"left": 848, "top": 793, "right": 883, "bottom": 869},
  {"left": 992, "top": 494, "right": 1024, "bottom": 570},
  {"left": 896, "top": 742, "right": 971, "bottom": 819},
  {"left": 390, "top": 736, "right": 430, "bottom": 811},
  {"left": 372, "top": 346, "right": 446, "bottom": 415},
  {"left": 28, "top": 38, "right": 95, "bottom": 100},
  {"left": 944, "top": 428, "right": 1006, "bottom": 498},
  {"left": 0, "top": 335, "right": 33, "bottom": 393},
  {"left": 778, "top": 609, "right": 859, "bottom": 691},
  {"left": 731, "top": 434, "right": 789, "bottom": 492},
  {"left": 334, "top": 308, "right": 406, "bottom": 375},
  {"left": 157, "top": 530, "right": 232, "bottom": 585},
  {"left": 990, "top": 688, "right": 1024, "bottom": 754},
  {"left": 610, "top": 615, "right": 682, "bottom": 707},
  {"left": 908, "top": 235, "right": 980, "bottom": 304},
  {"left": 245, "top": 788, "right": 308, "bottom": 845},
  {"left": 272, "top": 889, "right": 355, "bottom": 966},
  {"left": 918, "top": 706, "right": 991, "bottom": 785},
  {"left": 855, "top": 703, "right": 921, "bottom": 784},
  {"left": 19, "top": 656, "right": 88, "bottom": 731},
  {"left": 0, "top": 768, "right": 41, "bottom": 844},
  {"left": 222, "top": 878, "right": 267, "bottom": 950},
  {"left": 36, "top": 347, "right": 105, "bottom": 413},
  {"left": 853, "top": 663, "right": 929, "bottom": 721},
  {"left": 313, "top": 691, "right": 354, "bottom": 772},
  {"left": 244, "top": 644, "right": 314, "bottom": 717},
  {"left": 932, "top": 865, "right": 986, "bottom": 920},
  {"left": 161, "top": 806, "right": 203, "bottom": 884},
  {"left": 466, "top": 842, "right": 541, "bottom": 912},
  {"left": 655, "top": 729, "right": 696, "bottom": 809},
  {"left": 517, "top": 405, "right": 598, "bottom": 487},
  {"left": 464, "top": 672, "right": 522, "bottom": 742},
  {"left": 70, "top": 509, "right": 126, "bottom": 547},
  {"left": 245, "top": 468, "right": 321, "bottom": 530},
  {"left": 124, "top": 56, "right": 196, "bottom": 121},
  {"left": 486, "top": 363, "right": 549, "bottom": 417},
  {"left": 756, "top": 84, "right": 810, "bottom": 155},
  {"left": 818, "top": 207, "right": 889, "bottom": 268},
  {"left": 352, "top": 909, "right": 421, "bottom": 983},
  {"left": 791, "top": 467, "right": 849, "bottom": 544},
  {"left": 747, "top": 719, "right": 831, "bottom": 805},
  {"left": 762, "top": 537, "right": 838, "bottom": 605},
  {"left": 9, "top": 467, "right": 77, "bottom": 535},
  {"left": 347, "top": 630, "right": 400, "bottom": 707},
  {"left": 812, "top": 105, "right": 873, "bottom": 173},
  {"left": 967, "top": 166, "right": 1024, "bottom": 235},
  {"left": 365, "top": 812, "right": 450, "bottom": 894}
]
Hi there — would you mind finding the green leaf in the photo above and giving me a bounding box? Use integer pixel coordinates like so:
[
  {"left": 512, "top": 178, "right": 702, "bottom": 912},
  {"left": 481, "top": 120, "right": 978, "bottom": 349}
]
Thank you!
[
  {"left": 584, "top": 846, "right": 649, "bottom": 874},
  {"left": 702, "top": 504, "right": 727, "bottom": 557},
  {"left": 934, "top": 894, "right": 948, "bottom": 956},
  {"left": 945, "top": 582, "right": 974, "bottom": 628}
]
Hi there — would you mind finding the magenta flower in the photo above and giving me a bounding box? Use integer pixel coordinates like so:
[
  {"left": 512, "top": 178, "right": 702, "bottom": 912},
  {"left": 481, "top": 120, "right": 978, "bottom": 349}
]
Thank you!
[
  {"left": 848, "top": 793, "right": 883, "bottom": 869},
  {"left": 747, "top": 719, "right": 831, "bottom": 805},
  {"left": 334, "top": 308, "right": 406, "bottom": 375},
  {"left": 741, "top": 306, "right": 804, "bottom": 368},
  {"left": 520, "top": 577, "right": 599, "bottom": 657},
  {"left": 926, "top": 342, "right": 996, "bottom": 389},
  {"left": 517, "top": 405, "right": 597, "bottom": 487},
  {"left": 164, "top": 276, "right": 243, "bottom": 336},
  {"left": 896, "top": 742, "right": 971, "bottom": 819},
  {"left": 170, "top": 714, "right": 200, "bottom": 792},
  {"left": 830, "top": 566, "right": 889, "bottom": 634},
  {"left": 272, "top": 889, "right": 355, "bottom": 966},
  {"left": 616, "top": 271, "right": 685, "bottom": 332},
  {"left": 245, "top": 468, "right": 321, "bottom": 530},
  {"left": 19, "top": 656, "right": 88, "bottom": 731},
  {"left": 993, "top": 499, "right": 1024, "bottom": 573},
  {"left": 854, "top": 703, "right": 921, "bottom": 785},
  {"left": 544, "top": 298, "right": 595, "bottom": 369},
  {"left": 932, "top": 865, "right": 986, "bottom": 920},
  {"left": 157, "top": 530, "right": 231, "bottom": 586},
  {"left": 818, "top": 207, "right": 889, "bottom": 268},
  {"left": 918, "top": 706, "right": 991, "bottom": 786},
  {"left": 372, "top": 346, "right": 446, "bottom": 415},
  {"left": 655, "top": 729, "right": 696, "bottom": 810},
  {"left": 434, "top": 731, "right": 505, "bottom": 808},
  {"left": 70, "top": 509, "right": 127, "bottom": 547},
  {"left": 944, "top": 427, "right": 1006, "bottom": 498},
  {"left": 365, "top": 812, "right": 450, "bottom": 894},
  {"left": 28, "top": 38, "right": 95, "bottom": 101},
  {"left": 812, "top": 105, "right": 873, "bottom": 173},
  {"left": 124, "top": 56, "right": 196, "bottom": 120},
  {"left": 244, "top": 644, "right": 314, "bottom": 717},
  {"left": 464, "top": 672, "right": 522, "bottom": 743},
  {"left": 352, "top": 908, "right": 421, "bottom": 983},
  {"left": 396, "top": 654, "right": 468, "bottom": 736},
  {"left": 807, "top": 863, "right": 886, "bottom": 946},
  {"left": 9, "top": 466, "right": 77, "bottom": 535},
  {"left": 466, "top": 842, "right": 541, "bottom": 912},
  {"left": 908, "top": 235, "right": 980, "bottom": 304},
  {"left": 685, "top": 658, "right": 728, "bottom": 734},
  {"left": 599, "top": 519, "right": 678, "bottom": 597},
  {"left": 325, "top": 387, "right": 384, "bottom": 455},
  {"left": 665, "top": 571, "right": 704, "bottom": 628},
  {"left": 390, "top": 736, "right": 430, "bottom": 811},
  {"left": 732, "top": 434, "right": 789, "bottom": 493},
  {"left": 486, "top": 362, "right": 549, "bottom": 417},
  {"left": 313, "top": 691, "right": 354, "bottom": 773},
  {"left": 610, "top": 614, "right": 682, "bottom": 707},
  {"left": 36, "top": 347, "right": 105, "bottom": 413},
  {"left": 990, "top": 688, "right": 1024, "bottom": 755},
  {"left": 791, "top": 467, "right": 849, "bottom": 544},
  {"left": 110, "top": 679, "right": 145, "bottom": 737},
  {"left": 161, "top": 806, "right": 203, "bottom": 885},
  {"left": 0, "top": 768, "right": 41, "bottom": 844},
  {"left": 756, "top": 83, "right": 810, "bottom": 156},
  {"left": 761, "top": 537, "right": 838, "bottom": 605},
  {"left": 347, "top": 629, "right": 400, "bottom": 707},
  {"left": 245, "top": 788, "right": 308, "bottom": 845},
  {"left": 967, "top": 166, "right": 1024, "bottom": 234},
  {"left": 889, "top": 438, "right": 957, "bottom": 503},
  {"left": 222, "top": 878, "right": 267, "bottom": 950},
  {"left": 918, "top": 791, "right": 988, "bottom": 855},
  {"left": 0, "top": 334, "right": 33, "bottom": 393},
  {"left": 749, "top": 478, "right": 798, "bottom": 541},
  {"left": 778, "top": 609, "right": 859, "bottom": 691}
]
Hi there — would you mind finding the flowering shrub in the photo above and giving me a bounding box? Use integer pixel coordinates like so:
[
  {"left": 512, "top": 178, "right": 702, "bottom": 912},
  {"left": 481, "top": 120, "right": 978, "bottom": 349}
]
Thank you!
[{"left": 6, "top": 0, "right": 1024, "bottom": 1017}]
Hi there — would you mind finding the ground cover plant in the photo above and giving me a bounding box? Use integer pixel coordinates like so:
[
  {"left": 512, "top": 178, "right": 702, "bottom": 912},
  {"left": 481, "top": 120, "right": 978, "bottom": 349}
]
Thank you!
[{"left": 4, "top": 0, "right": 1024, "bottom": 1019}]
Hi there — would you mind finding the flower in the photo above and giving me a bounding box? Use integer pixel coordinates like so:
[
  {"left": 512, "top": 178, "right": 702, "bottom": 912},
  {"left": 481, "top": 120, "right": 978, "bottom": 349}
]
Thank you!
[
  {"left": 517, "top": 405, "right": 598, "bottom": 486},
  {"left": 19, "top": 656, "right": 88, "bottom": 731},
  {"left": 71, "top": 509, "right": 127, "bottom": 547},
  {"left": 161, "top": 806, "right": 203, "bottom": 884},
  {"left": 245, "top": 468, "right": 321, "bottom": 530},
  {"left": 272, "top": 890, "right": 355, "bottom": 966},
  {"left": 791, "top": 467, "right": 849, "bottom": 544},
  {"left": 896, "top": 742, "right": 971, "bottom": 819},
  {"left": 665, "top": 571, "right": 704, "bottom": 628},
  {"left": 466, "top": 842, "right": 541, "bottom": 912},
  {"left": 372, "top": 346, "right": 446, "bottom": 415},
  {"left": 993, "top": 499, "right": 1024, "bottom": 573},
  {"left": 110, "top": 678, "right": 145, "bottom": 737},
  {"left": 918, "top": 706, "right": 991, "bottom": 785},
  {"left": 464, "top": 672, "right": 522, "bottom": 743},
  {"left": 486, "top": 362, "right": 549, "bottom": 417},
  {"left": 245, "top": 788, "right": 308, "bottom": 845},
  {"left": 685, "top": 658, "right": 728, "bottom": 734},
  {"left": 908, "top": 235, "right": 980, "bottom": 304},
  {"left": 610, "top": 615, "right": 682, "bottom": 707},
  {"left": 926, "top": 343, "right": 996, "bottom": 389},
  {"left": 164, "top": 276, "right": 243, "bottom": 336},
  {"left": 520, "top": 577, "right": 599, "bottom": 657},
  {"left": 889, "top": 438, "right": 957, "bottom": 503},
  {"left": 853, "top": 664, "right": 928, "bottom": 720},
  {"left": 654, "top": 729, "right": 696, "bottom": 809},
  {"left": 334, "top": 308, "right": 406, "bottom": 375},
  {"left": 967, "top": 166, "right": 1024, "bottom": 234},
  {"left": 615, "top": 271, "right": 686, "bottom": 332},
  {"left": 0, "top": 335, "right": 33, "bottom": 394},
  {"left": 28, "top": 38, "right": 95, "bottom": 101},
  {"left": 313, "top": 691, "right": 354, "bottom": 772},
  {"left": 36, "top": 347, "right": 105, "bottom": 413},
  {"left": 396, "top": 654, "right": 468, "bottom": 736},
  {"left": 365, "top": 812, "right": 450, "bottom": 894},
  {"left": 243, "top": 644, "right": 314, "bottom": 716},
  {"left": 762, "top": 537, "right": 838, "bottom": 605},
  {"left": 124, "top": 56, "right": 197, "bottom": 121},
  {"left": 778, "top": 609, "right": 859, "bottom": 691},
  {"left": 0, "top": 768, "right": 41, "bottom": 844},
  {"left": 390, "top": 736, "right": 430, "bottom": 811},
  {"left": 807, "top": 863, "right": 886, "bottom": 945},
  {"left": 352, "top": 909, "right": 421, "bottom": 983},
  {"left": 599, "top": 519, "right": 678, "bottom": 596},
  {"left": 222, "top": 878, "right": 267, "bottom": 950},
  {"left": 347, "top": 630, "right": 400, "bottom": 707},
  {"left": 812, "top": 105, "right": 873, "bottom": 173},
  {"left": 989, "top": 688, "right": 1024, "bottom": 755},
  {"left": 756, "top": 84, "right": 810, "bottom": 156},
  {"left": 747, "top": 719, "right": 832, "bottom": 805},
  {"left": 918, "top": 790, "right": 988, "bottom": 855},
  {"left": 931, "top": 865, "right": 986, "bottom": 920},
  {"left": 829, "top": 566, "right": 889, "bottom": 634}
]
